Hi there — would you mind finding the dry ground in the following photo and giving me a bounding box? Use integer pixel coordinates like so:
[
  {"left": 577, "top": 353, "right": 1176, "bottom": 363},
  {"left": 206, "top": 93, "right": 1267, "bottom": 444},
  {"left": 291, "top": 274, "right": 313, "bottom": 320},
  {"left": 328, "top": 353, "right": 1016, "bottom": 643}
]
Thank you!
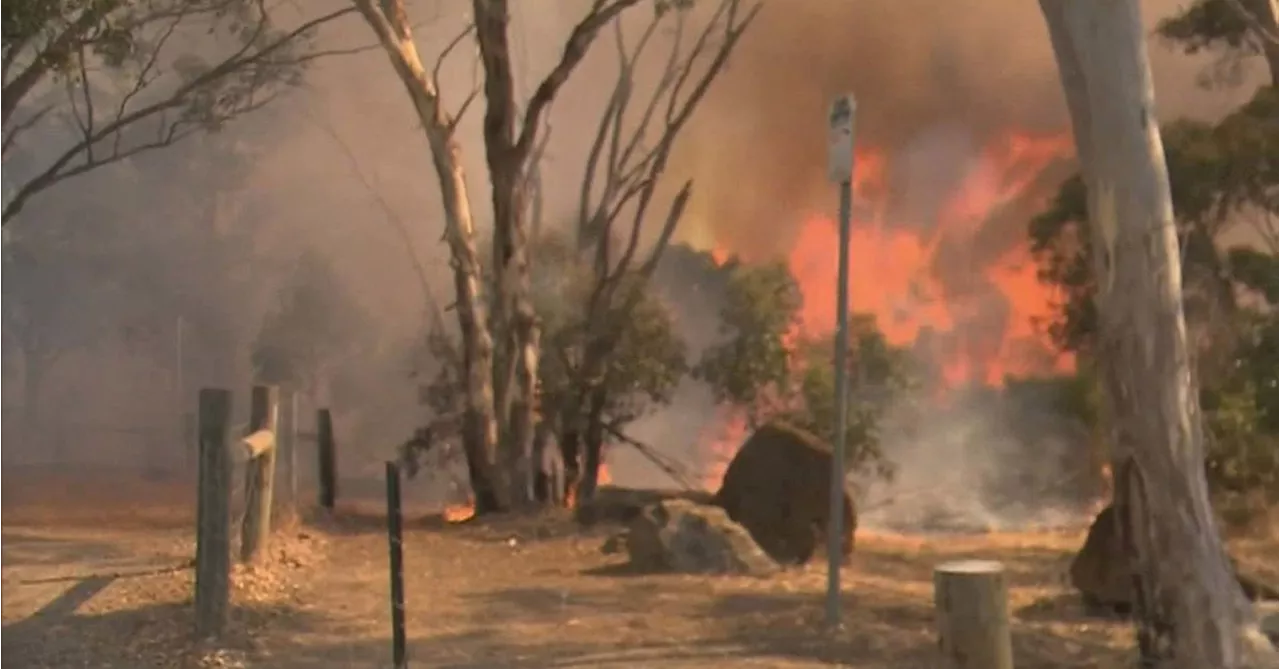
[{"left": 3, "top": 468, "right": 1276, "bottom": 669}]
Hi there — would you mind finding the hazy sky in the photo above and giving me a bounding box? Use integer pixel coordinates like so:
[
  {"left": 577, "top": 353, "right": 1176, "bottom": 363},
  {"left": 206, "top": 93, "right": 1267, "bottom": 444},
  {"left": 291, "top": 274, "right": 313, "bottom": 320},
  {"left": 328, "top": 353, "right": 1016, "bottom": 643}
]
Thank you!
[{"left": 248, "top": 0, "right": 1260, "bottom": 341}]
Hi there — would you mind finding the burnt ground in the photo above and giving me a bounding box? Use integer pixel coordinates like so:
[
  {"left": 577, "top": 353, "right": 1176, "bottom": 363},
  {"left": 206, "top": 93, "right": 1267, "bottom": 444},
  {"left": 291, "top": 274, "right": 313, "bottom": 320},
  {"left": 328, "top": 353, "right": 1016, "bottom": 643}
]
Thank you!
[{"left": 3, "top": 467, "right": 1277, "bottom": 669}]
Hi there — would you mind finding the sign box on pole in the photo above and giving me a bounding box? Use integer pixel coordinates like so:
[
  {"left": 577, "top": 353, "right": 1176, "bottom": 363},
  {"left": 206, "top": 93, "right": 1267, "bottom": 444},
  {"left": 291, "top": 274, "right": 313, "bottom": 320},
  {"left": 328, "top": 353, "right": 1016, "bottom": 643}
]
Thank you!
[{"left": 827, "top": 95, "right": 856, "bottom": 184}]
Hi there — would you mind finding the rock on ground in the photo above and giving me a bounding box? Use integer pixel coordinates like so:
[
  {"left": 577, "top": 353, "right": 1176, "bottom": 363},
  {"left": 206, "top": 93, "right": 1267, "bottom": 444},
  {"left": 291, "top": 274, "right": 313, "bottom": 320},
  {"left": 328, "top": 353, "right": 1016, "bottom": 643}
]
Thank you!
[
  {"left": 1070, "top": 505, "right": 1279, "bottom": 614},
  {"left": 1257, "top": 601, "right": 1279, "bottom": 646},
  {"left": 602, "top": 499, "right": 778, "bottom": 576},
  {"left": 712, "top": 421, "right": 856, "bottom": 565},
  {"left": 1069, "top": 505, "right": 1132, "bottom": 611}
]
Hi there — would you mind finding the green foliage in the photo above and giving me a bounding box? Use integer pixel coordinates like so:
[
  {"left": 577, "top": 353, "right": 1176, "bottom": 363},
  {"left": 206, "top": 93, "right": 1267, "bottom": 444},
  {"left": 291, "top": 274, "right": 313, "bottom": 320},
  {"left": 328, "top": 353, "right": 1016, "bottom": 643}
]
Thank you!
[
  {"left": 1156, "top": 0, "right": 1278, "bottom": 86},
  {"left": 693, "top": 260, "right": 801, "bottom": 417},
  {"left": 1029, "top": 83, "right": 1278, "bottom": 498},
  {"left": 783, "top": 317, "right": 915, "bottom": 479},
  {"left": 1201, "top": 305, "right": 1278, "bottom": 494},
  {"left": 1029, "top": 86, "right": 1277, "bottom": 356},
  {"left": 252, "top": 250, "right": 368, "bottom": 389},
  {"left": 1227, "top": 245, "right": 1279, "bottom": 305},
  {"left": 1028, "top": 173, "right": 1094, "bottom": 355},
  {"left": 694, "top": 259, "right": 910, "bottom": 480},
  {"left": 597, "top": 279, "right": 690, "bottom": 423},
  {"left": 1157, "top": 0, "right": 1262, "bottom": 55},
  {"left": 467, "top": 230, "right": 689, "bottom": 433}
]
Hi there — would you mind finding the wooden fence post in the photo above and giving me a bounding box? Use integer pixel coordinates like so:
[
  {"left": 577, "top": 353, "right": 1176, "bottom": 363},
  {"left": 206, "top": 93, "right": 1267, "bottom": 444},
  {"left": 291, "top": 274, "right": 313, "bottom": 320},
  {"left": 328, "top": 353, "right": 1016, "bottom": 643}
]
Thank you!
[
  {"left": 933, "top": 560, "right": 1015, "bottom": 669},
  {"left": 276, "top": 389, "right": 299, "bottom": 518},
  {"left": 195, "top": 388, "right": 233, "bottom": 638},
  {"left": 182, "top": 409, "right": 196, "bottom": 474},
  {"left": 317, "top": 408, "right": 337, "bottom": 511},
  {"left": 386, "top": 461, "right": 407, "bottom": 669},
  {"left": 240, "top": 385, "right": 279, "bottom": 564}
]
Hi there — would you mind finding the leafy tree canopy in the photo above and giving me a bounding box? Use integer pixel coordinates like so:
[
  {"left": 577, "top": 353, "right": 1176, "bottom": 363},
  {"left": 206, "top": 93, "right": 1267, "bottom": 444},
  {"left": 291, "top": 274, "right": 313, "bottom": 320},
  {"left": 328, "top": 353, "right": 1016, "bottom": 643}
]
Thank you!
[
  {"left": 694, "top": 258, "right": 913, "bottom": 480},
  {"left": 1030, "top": 83, "right": 1277, "bottom": 498},
  {"left": 420, "top": 230, "right": 689, "bottom": 440}
]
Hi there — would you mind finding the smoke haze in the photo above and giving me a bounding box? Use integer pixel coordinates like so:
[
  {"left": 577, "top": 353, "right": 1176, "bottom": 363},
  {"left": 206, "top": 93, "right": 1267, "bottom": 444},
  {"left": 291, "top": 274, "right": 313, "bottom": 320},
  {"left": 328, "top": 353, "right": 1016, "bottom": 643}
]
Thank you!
[{"left": 2, "top": 0, "right": 1265, "bottom": 517}]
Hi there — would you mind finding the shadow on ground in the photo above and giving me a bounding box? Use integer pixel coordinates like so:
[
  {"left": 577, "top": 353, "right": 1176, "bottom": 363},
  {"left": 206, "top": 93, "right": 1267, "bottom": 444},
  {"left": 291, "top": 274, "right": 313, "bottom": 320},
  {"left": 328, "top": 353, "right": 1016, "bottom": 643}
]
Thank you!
[
  {"left": 1, "top": 573, "right": 326, "bottom": 669},
  {"left": 1, "top": 532, "right": 134, "bottom": 568},
  {"left": 246, "top": 583, "right": 1130, "bottom": 669}
]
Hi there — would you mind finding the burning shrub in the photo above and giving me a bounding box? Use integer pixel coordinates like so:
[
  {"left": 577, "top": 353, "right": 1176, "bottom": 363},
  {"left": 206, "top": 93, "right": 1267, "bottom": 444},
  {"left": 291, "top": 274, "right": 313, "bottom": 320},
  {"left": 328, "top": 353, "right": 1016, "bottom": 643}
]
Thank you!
[{"left": 694, "top": 260, "right": 916, "bottom": 483}]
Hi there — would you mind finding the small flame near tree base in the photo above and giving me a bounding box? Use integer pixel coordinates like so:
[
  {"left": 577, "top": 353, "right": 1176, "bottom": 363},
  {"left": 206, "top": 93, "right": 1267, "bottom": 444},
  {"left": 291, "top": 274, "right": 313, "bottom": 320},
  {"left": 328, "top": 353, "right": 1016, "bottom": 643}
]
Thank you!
[
  {"left": 442, "top": 503, "right": 477, "bottom": 524},
  {"left": 440, "top": 465, "right": 613, "bottom": 522}
]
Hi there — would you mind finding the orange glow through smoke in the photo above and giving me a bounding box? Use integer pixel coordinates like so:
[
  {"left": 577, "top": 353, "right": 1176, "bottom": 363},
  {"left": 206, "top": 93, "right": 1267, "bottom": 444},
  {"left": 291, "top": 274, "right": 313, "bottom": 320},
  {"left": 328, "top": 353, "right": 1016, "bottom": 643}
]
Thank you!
[{"left": 698, "top": 130, "right": 1077, "bottom": 491}]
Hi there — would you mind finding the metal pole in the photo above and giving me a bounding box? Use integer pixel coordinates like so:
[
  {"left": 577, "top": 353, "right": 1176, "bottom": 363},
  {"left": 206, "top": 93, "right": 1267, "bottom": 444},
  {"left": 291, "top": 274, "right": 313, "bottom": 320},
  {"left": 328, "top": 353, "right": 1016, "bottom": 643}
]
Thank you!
[
  {"left": 288, "top": 391, "right": 299, "bottom": 511},
  {"left": 385, "top": 461, "right": 407, "bottom": 668},
  {"left": 824, "top": 93, "right": 857, "bottom": 630},
  {"left": 825, "top": 179, "right": 855, "bottom": 628}
]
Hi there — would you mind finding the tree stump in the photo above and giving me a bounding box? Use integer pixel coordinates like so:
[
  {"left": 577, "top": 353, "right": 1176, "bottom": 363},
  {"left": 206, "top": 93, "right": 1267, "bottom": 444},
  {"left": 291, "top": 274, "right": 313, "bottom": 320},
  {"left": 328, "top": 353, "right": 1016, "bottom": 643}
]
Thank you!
[{"left": 933, "top": 560, "right": 1014, "bottom": 669}]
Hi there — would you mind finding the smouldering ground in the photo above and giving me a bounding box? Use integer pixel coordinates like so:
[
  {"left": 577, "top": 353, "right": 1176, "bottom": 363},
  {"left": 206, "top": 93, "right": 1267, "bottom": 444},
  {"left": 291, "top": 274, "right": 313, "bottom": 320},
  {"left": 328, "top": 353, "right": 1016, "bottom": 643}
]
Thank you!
[{"left": 3, "top": 468, "right": 1276, "bottom": 668}]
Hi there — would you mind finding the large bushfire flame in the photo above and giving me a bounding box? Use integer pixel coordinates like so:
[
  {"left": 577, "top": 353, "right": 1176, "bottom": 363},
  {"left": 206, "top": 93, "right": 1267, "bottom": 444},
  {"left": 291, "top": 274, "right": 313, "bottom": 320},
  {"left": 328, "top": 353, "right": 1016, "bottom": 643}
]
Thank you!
[
  {"left": 444, "top": 130, "right": 1080, "bottom": 509},
  {"left": 697, "top": 130, "right": 1078, "bottom": 491}
]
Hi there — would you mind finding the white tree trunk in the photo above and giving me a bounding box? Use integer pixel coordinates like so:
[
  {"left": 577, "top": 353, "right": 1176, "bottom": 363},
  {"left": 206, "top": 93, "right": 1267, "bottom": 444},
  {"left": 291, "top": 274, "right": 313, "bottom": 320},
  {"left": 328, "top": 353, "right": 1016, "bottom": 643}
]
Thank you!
[
  {"left": 1039, "top": 2, "right": 1276, "bottom": 667},
  {"left": 1263, "top": 0, "right": 1279, "bottom": 85},
  {"left": 352, "top": 0, "right": 506, "bottom": 510}
]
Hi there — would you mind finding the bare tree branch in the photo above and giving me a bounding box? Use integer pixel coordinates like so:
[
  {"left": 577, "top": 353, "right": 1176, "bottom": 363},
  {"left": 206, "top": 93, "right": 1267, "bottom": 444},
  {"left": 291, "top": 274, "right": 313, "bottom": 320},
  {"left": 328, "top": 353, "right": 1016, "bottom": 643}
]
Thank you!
[
  {"left": 603, "top": 422, "right": 698, "bottom": 490},
  {"left": 434, "top": 24, "right": 481, "bottom": 133},
  {"left": 578, "top": 0, "right": 760, "bottom": 335},
  {"left": 2, "top": 7, "right": 103, "bottom": 125},
  {"left": 1224, "top": 0, "right": 1279, "bottom": 45},
  {"left": 1, "top": 103, "right": 54, "bottom": 156},
  {"left": 1, "top": 3, "right": 360, "bottom": 226},
  {"left": 533, "top": 1, "right": 757, "bottom": 502}
]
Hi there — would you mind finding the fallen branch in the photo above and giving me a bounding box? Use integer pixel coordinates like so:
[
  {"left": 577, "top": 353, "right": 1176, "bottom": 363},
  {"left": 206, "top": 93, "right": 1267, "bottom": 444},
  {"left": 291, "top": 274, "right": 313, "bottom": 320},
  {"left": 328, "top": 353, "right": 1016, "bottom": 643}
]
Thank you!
[
  {"left": 604, "top": 424, "right": 699, "bottom": 491},
  {"left": 19, "top": 558, "right": 196, "bottom": 585}
]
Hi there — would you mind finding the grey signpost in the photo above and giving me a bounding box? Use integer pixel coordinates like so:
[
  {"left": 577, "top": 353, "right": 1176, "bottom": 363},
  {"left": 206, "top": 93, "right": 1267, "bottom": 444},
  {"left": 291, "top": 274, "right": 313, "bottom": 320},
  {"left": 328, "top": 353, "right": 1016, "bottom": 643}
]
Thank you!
[{"left": 825, "top": 93, "right": 857, "bottom": 629}]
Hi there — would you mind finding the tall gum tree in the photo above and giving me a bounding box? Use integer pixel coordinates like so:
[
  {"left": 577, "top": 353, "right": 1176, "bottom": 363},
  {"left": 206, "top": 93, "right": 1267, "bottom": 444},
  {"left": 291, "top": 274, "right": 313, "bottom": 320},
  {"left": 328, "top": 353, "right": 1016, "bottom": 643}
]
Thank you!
[
  {"left": 352, "top": 0, "right": 504, "bottom": 512},
  {"left": 556, "top": 0, "right": 760, "bottom": 502},
  {"left": 1038, "top": 1, "right": 1275, "bottom": 666},
  {"left": 470, "top": 0, "right": 647, "bottom": 508},
  {"left": 355, "top": 0, "right": 648, "bottom": 510}
]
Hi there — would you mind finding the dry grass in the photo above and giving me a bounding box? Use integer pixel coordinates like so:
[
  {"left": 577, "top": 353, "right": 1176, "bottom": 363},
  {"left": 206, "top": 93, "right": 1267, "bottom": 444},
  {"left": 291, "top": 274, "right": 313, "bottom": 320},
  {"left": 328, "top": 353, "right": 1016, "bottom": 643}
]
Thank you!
[{"left": 2, "top": 468, "right": 1276, "bottom": 669}]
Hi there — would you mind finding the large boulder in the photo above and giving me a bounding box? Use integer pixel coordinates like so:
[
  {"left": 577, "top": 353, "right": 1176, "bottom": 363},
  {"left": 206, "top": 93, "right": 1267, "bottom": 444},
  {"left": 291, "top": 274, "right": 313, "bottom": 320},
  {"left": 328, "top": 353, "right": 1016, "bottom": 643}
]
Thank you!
[
  {"left": 602, "top": 498, "right": 777, "bottom": 576},
  {"left": 1070, "top": 505, "right": 1280, "bottom": 613},
  {"left": 711, "top": 421, "right": 857, "bottom": 565}
]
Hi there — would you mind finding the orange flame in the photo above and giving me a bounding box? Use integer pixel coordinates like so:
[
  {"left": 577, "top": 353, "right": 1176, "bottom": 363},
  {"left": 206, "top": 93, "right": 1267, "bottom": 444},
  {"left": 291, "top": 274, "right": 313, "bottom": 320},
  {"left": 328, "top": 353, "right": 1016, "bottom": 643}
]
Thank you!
[
  {"left": 785, "top": 131, "right": 1075, "bottom": 385},
  {"left": 443, "top": 501, "right": 476, "bottom": 523},
  {"left": 564, "top": 463, "right": 614, "bottom": 510},
  {"left": 441, "top": 463, "right": 612, "bottom": 517},
  {"left": 699, "top": 129, "right": 1077, "bottom": 486}
]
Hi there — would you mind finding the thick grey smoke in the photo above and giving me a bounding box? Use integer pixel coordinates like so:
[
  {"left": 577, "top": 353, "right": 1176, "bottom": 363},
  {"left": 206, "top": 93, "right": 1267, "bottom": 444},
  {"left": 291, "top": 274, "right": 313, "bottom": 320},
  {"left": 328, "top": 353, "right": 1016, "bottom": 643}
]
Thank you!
[
  {"left": 670, "top": 0, "right": 1257, "bottom": 254},
  {"left": 4, "top": 0, "right": 1262, "bottom": 512},
  {"left": 624, "top": 0, "right": 1262, "bottom": 527}
]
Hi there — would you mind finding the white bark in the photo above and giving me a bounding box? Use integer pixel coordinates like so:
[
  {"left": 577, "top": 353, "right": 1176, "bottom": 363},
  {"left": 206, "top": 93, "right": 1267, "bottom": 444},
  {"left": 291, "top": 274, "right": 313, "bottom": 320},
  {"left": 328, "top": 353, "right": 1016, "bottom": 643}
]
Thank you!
[
  {"left": 1039, "top": 2, "right": 1276, "bottom": 667},
  {"left": 470, "top": 0, "right": 645, "bottom": 507},
  {"left": 352, "top": 0, "right": 504, "bottom": 509}
]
